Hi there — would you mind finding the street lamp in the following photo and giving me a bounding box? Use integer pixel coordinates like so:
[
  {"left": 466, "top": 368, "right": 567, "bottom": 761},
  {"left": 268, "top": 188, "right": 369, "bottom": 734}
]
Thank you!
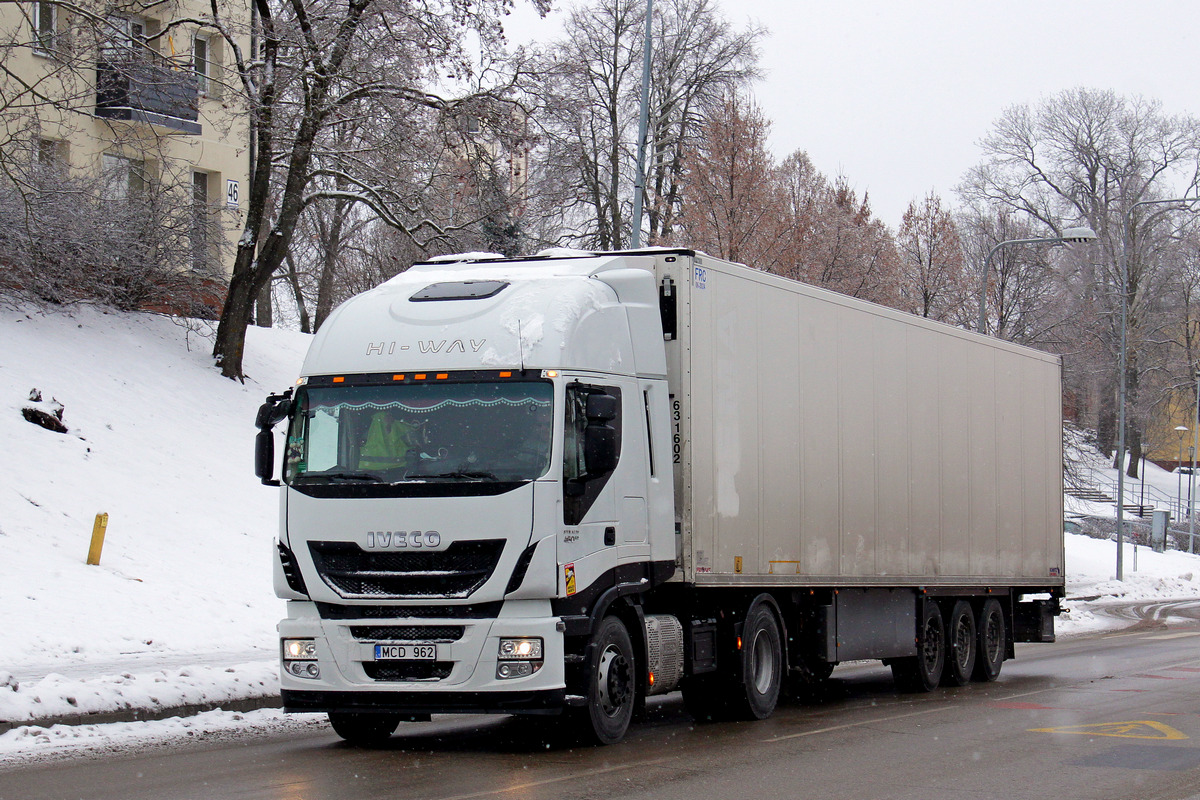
[
  {"left": 975, "top": 227, "right": 1097, "bottom": 335},
  {"left": 1115, "top": 197, "right": 1200, "bottom": 580}
]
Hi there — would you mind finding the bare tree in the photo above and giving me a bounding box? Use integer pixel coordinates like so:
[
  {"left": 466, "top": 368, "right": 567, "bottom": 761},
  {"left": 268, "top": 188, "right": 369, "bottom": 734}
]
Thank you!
[
  {"left": 896, "top": 191, "right": 967, "bottom": 322},
  {"left": 960, "top": 88, "right": 1200, "bottom": 475},
  {"left": 207, "top": 0, "right": 547, "bottom": 379}
]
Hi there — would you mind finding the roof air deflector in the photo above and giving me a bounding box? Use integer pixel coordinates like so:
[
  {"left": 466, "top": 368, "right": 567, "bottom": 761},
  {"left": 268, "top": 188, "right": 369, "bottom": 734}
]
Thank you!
[{"left": 410, "top": 280, "right": 510, "bottom": 302}]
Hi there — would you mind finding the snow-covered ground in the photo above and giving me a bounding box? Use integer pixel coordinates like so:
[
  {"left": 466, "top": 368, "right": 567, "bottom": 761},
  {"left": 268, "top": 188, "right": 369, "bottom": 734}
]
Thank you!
[{"left": 1, "top": 305, "right": 1199, "bottom": 762}]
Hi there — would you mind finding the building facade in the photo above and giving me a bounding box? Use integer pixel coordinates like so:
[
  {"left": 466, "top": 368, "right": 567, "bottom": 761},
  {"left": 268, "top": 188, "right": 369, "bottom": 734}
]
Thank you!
[{"left": 1, "top": 0, "right": 250, "bottom": 309}]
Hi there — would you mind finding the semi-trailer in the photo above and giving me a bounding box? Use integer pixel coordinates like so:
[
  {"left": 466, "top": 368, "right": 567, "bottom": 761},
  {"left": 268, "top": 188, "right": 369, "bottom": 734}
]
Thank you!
[{"left": 256, "top": 248, "right": 1064, "bottom": 744}]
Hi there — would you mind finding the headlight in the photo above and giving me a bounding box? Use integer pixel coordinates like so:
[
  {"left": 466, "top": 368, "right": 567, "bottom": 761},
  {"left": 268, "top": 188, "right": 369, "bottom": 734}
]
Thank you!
[
  {"left": 283, "top": 638, "right": 317, "bottom": 660},
  {"left": 498, "top": 638, "right": 543, "bottom": 660}
]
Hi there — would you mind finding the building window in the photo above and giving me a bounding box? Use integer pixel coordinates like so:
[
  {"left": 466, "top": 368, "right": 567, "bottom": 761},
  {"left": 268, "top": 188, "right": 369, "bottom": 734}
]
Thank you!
[
  {"left": 32, "top": 1, "right": 56, "bottom": 54},
  {"left": 36, "top": 138, "right": 67, "bottom": 175},
  {"left": 101, "top": 153, "right": 146, "bottom": 200},
  {"left": 101, "top": 14, "right": 147, "bottom": 61},
  {"left": 192, "top": 170, "right": 210, "bottom": 271},
  {"left": 193, "top": 34, "right": 209, "bottom": 95}
]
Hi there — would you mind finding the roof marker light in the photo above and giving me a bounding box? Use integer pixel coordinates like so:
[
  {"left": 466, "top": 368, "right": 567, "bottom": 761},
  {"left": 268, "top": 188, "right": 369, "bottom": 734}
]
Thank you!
[
  {"left": 332, "top": 377, "right": 345, "bottom": 383},
  {"left": 543, "top": 370, "right": 559, "bottom": 378},
  {"left": 499, "top": 371, "right": 512, "bottom": 378},
  {"left": 415, "top": 374, "right": 427, "bottom": 380},
  {"left": 393, "top": 374, "right": 405, "bottom": 381},
  {"left": 436, "top": 374, "right": 448, "bottom": 380}
]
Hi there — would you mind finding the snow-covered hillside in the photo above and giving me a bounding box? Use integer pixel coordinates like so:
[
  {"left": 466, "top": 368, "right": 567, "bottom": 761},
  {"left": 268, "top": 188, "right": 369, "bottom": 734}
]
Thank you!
[{"left": 0, "top": 306, "right": 308, "bottom": 673}]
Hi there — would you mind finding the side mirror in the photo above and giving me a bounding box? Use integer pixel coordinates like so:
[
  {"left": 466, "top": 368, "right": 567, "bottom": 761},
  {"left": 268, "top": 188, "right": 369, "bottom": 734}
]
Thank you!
[
  {"left": 584, "top": 424, "right": 618, "bottom": 475},
  {"left": 255, "top": 389, "right": 292, "bottom": 486},
  {"left": 585, "top": 393, "right": 618, "bottom": 422},
  {"left": 255, "top": 429, "right": 279, "bottom": 486}
]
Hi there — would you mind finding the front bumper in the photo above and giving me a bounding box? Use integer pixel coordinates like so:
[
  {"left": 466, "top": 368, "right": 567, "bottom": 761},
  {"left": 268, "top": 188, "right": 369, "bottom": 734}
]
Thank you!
[
  {"left": 278, "top": 600, "right": 567, "bottom": 715},
  {"left": 282, "top": 688, "right": 567, "bottom": 715}
]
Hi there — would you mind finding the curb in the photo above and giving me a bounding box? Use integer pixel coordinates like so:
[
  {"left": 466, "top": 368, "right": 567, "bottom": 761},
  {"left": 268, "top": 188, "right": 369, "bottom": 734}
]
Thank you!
[{"left": 0, "top": 694, "right": 282, "bottom": 735}]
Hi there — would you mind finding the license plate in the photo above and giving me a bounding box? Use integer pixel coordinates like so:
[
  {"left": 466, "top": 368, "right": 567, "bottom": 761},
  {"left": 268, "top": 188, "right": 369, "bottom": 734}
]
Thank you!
[{"left": 374, "top": 644, "right": 437, "bottom": 660}]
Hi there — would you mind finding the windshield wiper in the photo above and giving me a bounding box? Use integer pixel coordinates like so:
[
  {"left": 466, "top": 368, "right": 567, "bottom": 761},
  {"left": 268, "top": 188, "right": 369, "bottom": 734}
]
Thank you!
[
  {"left": 418, "top": 469, "right": 504, "bottom": 482},
  {"left": 299, "top": 471, "right": 384, "bottom": 483}
]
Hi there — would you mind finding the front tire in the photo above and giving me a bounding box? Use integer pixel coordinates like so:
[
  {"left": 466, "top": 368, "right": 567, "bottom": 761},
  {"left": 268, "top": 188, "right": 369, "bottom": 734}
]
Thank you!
[
  {"left": 892, "top": 600, "right": 944, "bottom": 692},
  {"left": 328, "top": 711, "right": 400, "bottom": 745},
  {"left": 571, "top": 615, "right": 635, "bottom": 745}
]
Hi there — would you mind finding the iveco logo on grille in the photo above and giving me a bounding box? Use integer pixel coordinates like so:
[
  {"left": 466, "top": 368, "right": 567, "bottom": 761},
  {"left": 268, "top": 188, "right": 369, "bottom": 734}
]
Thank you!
[{"left": 365, "top": 530, "right": 442, "bottom": 549}]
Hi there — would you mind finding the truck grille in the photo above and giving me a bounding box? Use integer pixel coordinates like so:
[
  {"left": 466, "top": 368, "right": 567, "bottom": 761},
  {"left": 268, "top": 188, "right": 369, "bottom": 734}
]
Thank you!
[
  {"left": 364, "top": 662, "right": 453, "bottom": 681},
  {"left": 309, "top": 540, "right": 505, "bottom": 599},
  {"left": 349, "top": 625, "right": 464, "bottom": 642},
  {"left": 316, "top": 602, "right": 503, "bottom": 620}
]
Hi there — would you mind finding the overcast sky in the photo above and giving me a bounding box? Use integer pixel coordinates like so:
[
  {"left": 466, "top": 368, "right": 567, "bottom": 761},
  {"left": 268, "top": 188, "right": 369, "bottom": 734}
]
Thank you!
[{"left": 501, "top": 0, "right": 1198, "bottom": 230}]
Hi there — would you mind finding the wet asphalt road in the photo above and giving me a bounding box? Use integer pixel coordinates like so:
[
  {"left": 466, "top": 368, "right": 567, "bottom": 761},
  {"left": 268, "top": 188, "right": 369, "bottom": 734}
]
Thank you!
[{"left": 4, "top": 621, "right": 1200, "bottom": 800}]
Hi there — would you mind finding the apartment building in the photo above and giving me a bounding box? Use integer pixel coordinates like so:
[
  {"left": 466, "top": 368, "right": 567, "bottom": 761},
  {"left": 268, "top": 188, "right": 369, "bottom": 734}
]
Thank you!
[{"left": 1, "top": 0, "right": 250, "bottom": 307}]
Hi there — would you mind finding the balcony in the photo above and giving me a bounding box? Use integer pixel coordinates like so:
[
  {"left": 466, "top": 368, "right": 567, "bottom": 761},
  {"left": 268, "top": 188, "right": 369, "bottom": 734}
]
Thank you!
[{"left": 96, "top": 57, "right": 201, "bottom": 135}]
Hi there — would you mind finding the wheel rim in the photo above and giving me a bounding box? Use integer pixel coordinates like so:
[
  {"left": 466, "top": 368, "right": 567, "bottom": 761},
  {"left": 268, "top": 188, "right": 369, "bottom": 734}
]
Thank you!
[
  {"left": 751, "top": 629, "right": 776, "bottom": 694},
  {"left": 954, "top": 615, "right": 972, "bottom": 671},
  {"left": 921, "top": 619, "right": 940, "bottom": 674},
  {"left": 983, "top": 611, "right": 1002, "bottom": 663},
  {"left": 596, "top": 644, "right": 631, "bottom": 717}
]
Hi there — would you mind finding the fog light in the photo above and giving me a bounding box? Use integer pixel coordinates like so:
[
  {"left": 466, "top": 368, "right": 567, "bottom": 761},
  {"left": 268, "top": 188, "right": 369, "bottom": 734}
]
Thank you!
[
  {"left": 283, "top": 638, "right": 317, "bottom": 660},
  {"left": 284, "top": 661, "right": 321, "bottom": 679},
  {"left": 496, "top": 661, "right": 541, "bottom": 680},
  {"left": 498, "top": 638, "right": 543, "bottom": 660}
]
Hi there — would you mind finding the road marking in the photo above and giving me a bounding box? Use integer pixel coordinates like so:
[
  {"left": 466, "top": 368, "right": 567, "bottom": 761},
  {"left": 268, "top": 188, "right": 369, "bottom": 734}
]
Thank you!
[
  {"left": 432, "top": 757, "right": 672, "bottom": 800},
  {"left": 761, "top": 705, "right": 946, "bottom": 742},
  {"left": 989, "top": 701, "right": 1059, "bottom": 710},
  {"left": 1029, "top": 721, "right": 1189, "bottom": 740},
  {"left": 1142, "top": 632, "right": 1200, "bottom": 640}
]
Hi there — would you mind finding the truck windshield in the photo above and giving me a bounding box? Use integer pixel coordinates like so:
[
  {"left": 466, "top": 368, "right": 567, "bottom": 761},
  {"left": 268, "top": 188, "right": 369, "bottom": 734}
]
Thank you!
[{"left": 284, "top": 379, "right": 553, "bottom": 493}]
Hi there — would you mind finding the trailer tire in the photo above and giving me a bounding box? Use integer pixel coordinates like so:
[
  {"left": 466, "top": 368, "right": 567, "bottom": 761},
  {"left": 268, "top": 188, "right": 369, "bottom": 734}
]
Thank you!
[
  {"left": 973, "top": 598, "right": 1006, "bottom": 682},
  {"left": 892, "top": 600, "right": 944, "bottom": 692},
  {"left": 327, "top": 712, "right": 400, "bottom": 745},
  {"left": 570, "top": 615, "right": 635, "bottom": 745},
  {"left": 729, "top": 601, "right": 784, "bottom": 720},
  {"left": 942, "top": 600, "right": 976, "bottom": 687}
]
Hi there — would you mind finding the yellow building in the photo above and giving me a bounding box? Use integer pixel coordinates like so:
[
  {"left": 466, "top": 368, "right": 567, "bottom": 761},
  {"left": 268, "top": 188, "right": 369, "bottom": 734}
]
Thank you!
[{"left": 1, "top": 0, "right": 249, "bottom": 308}]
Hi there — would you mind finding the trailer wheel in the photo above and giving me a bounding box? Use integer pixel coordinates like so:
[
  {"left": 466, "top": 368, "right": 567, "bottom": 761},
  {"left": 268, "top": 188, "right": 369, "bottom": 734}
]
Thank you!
[
  {"left": 972, "top": 598, "right": 1006, "bottom": 682},
  {"left": 729, "top": 601, "right": 784, "bottom": 720},
  {"left": 942, "top": 600, "right": 976, "bottom": 687},
  {"left": 571, "top": 615, "right": 635, "bottom": 745},
  {"left": 892, "top": 600, "right": 944, "bottom": 692},
  {"left": 327, "top": 712, "right": 400, "bottom": 745}
]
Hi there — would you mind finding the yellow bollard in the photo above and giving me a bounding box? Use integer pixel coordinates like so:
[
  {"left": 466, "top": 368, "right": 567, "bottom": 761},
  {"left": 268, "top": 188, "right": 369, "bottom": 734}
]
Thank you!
[{"left": 87, "top": 512, "right": 109, "bottom": 565}]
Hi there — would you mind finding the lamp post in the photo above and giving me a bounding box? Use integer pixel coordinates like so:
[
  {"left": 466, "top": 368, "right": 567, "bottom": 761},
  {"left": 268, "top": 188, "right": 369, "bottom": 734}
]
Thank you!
[
  {"left": 629, "top": 0, "right": 653, "bottom": 249},
  {"left": 1176, "top": 425, "right": 1188, "bottom": 517},
  {"left": 976, "top": 227, "right": 1097, "bottom": 335},
  {"left": 1192, "top": 370, "right": 1200, "bottom": 553},
  {"left": 1139, "top": 443, "right": 1149, "bottom": 515},
  {"left": 1116, "top": 197, "right": 1200, "bottom": 580}
]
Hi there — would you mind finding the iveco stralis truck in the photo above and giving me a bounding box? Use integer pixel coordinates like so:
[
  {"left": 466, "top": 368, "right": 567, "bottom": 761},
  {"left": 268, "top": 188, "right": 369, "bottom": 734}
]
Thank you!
[{"left": 255, "top": 249, "right": 1065, "bottom": 745}]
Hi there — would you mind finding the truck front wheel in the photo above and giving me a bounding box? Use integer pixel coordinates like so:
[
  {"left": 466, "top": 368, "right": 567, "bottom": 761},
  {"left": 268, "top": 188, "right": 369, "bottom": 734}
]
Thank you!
[
  {"left": 328, "top": 711, "right": 400, "bottom": 745},
  {"left": 573, "top": 615, "right": 635, "bottom": 745}
]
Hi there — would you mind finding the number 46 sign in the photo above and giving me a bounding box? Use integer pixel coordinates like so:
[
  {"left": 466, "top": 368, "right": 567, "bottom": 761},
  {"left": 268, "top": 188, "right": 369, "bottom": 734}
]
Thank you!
[{"left": 226, "top": 179, "right": 240, "bottom": 208}]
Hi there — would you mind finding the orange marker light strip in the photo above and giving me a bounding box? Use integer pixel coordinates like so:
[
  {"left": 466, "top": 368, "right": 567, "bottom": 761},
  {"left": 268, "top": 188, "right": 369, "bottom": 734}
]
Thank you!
[
  {"left": 436, "top": 374, "right": 448, "bottom": 380},
  {"left": 415, "top": 374, "right": 427, "bottom": 380},
  {"left": 393, "top": 374, "right": 405, "bottom": 381},
  {"left": 332, "top": 376, "right": 345, "bottom": 383},
  {"left": 499, "top": 371, "right": 512, "bottom": 378}
]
